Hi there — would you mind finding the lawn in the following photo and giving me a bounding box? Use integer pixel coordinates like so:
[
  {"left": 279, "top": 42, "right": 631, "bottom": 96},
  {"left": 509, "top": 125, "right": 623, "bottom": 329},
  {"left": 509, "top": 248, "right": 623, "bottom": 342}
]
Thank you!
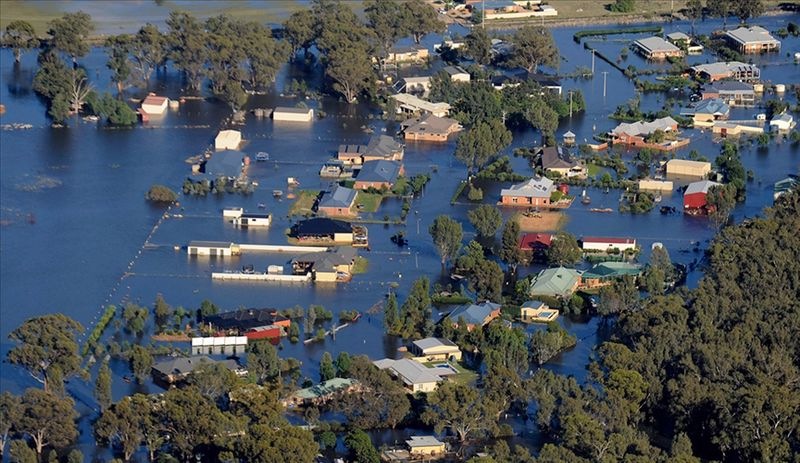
[
  {"left": 547, "top": 0, "right": 783, "bottom": 20},
  {"left": 587, "top": 163, "right": 608, "bottom": 178},
  {"left": 288, "top": 190, "right": 320, "bottom": 217},
  {"left": 352, "top": 256, "right": 369, "bottom": 274},
  {"left": 353, "top": 191, "right": 383, "bottom": 214},
  {"left": 422, "top": 361, "right": 478, "bottom": 386}
]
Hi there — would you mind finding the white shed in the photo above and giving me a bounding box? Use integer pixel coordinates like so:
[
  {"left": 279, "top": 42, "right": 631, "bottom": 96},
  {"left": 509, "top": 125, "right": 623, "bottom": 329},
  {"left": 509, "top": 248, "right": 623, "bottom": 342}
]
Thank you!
[
  {"left": 273, "top": 107, "right": 314, "bottom": 122},
  {"left": 215, "top": 130, "right": 242, "bottom": 150},
  {"left": 769, "top": 113, "right": 794, "bottom": 131},
  {"left": 140, "top": 94, "right": 169, "bottom": 115}
]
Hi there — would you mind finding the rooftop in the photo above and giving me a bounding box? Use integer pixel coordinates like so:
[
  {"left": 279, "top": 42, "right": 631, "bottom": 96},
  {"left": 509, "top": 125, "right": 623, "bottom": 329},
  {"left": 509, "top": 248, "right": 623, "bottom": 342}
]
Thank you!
[
  {"left": 519, "top": 233, "right": 553, "bottom": 250},
  {"left": 667, "top": 159, "right": 711, "bottom": 169},
  {"left": 413, "top": 337, "right": 458, "bottom": 351},
  {"left": 501, "top": 177, "right": 555, "bottom": 198},
  {"left": 293, "top": 378, "right": 358, "bottom": 400},
  {"left": 190, "top": 336, "right": 248, "bottom": 347},
  {"left": 541, "top": 146, "right": 578, "bottom": 170},
  {"left": 521, "top": 300, "right": 547, "bottom": 310},
  {"left": 356, "top": 160, "right": 403, "bottom": 184},
  {"left": 391, "top": 93, "right": 451, "bottom": 114},
  {"left": 581, "top": 236, "right": 636, "bottom": 244},
  {"left": 725, "top": 26, "right": 779, "bottom": 45},
  {"left": 319, "top": 185, "right": 357, "bottom": 209},
  {"left": 204, "top": 308, "right": 287, "bottom": 331},
  {"left": 666, "top": 32, "right": 690, "bottom": 41},
  {"left": 401, "top": 114, "right": 461, "bottom": 135},
  {"left": 204, "top": 149, "right": 245, "bottom": 177},
  {"left": 611, "top": 117, "right": 678, "bottom": 137},
  {"left": 407, "top": 436, "right": 444, "bottom": 448},
  {"left": 364, "top": 134, "right": 403, "bottom": 159},
  {"left": 693, "top": 98, "right": 730, "bottom": 115},
  {"left": 338, "top": 144, "right": 367, "bottom": 155},
  {"left": 582, "top": 262, "right": 643, "bottom": 280},
  {"left": 634, "top": 36, "right": 682, "bottom": 54},
  {"left": 291, "top": 217, "right": 353, "bottom": 236},
  {"left": 374, "top": 358, "right": 444, "bottom": 386},
  {"left": 705, "top": 81, "right": 755, "bottom": 93},
  {"left": 152, "top": 356, "right": 239, "bottom": 377},
  {"left": 685, "top": 180, "right": 721, "bottom": 195},
  {"left": 690, "top": 61, "right": 759, "bottom": 77},
  {"left": 529, "top": 266, "right": 582, "bottom": 297},
  {"left": 447, "top": 301, "right": 501, "bottom": 326},
  {"left": 274, "top": 106, "right": 313, "bottom": 114},
  {"left": 188, "top": 240, "right": 234, "bottom": 248},
  {"left": 443, "top": 65, "right": 468, "bottom": 76}
]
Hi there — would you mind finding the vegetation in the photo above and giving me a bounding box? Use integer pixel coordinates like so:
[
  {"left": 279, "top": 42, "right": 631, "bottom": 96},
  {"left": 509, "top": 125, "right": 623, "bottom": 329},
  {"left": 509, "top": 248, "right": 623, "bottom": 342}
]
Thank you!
[
  {"left": 573, "top": 25, "right": 662, "bottom": 42},
  {"left": 500, "top": 219, "right": 523, "bottom": 272},
  {"left": 546, "top": 232, "right": 582, "bottom": 266},
  {"left": 609, "top": 0, "right": 636, "bottom": 13},
  {"left": 455, "top": 241, "right": 504, "bottom": 302},
  {"left": 145, "top": 184, "right": 178, "bottom": 203},
  {"left": 507, "top": 25, "right": 559, "bottom": 73},
  {"left": 468, "top": 205, "right": 503, "bottom": 238},
  {"left": 474, "top": 156, "right": 525, "bottom": 182},
  {"left": 288, "top": 190, "right": 320, "bottom": 216},
  {"left": 530, "top": 322, "right": 577, "bottom": 364},
  {"left": 429, "top": 215, "right": 463, "bottom": 268},
  {"left": 83, "top": 305, "right": 116, "bottom": 356},
  {"left": 2, "top": 20, "right": 38, "bottom": 63},
  {"left": 455, "top": 120, "right": 513, "bottom": 177},
  {"left": 392, "top": 277, "right": 433, "bottom": 339},
  {"left": 715, "top": 140, "right": 746, "bottom": 201}
]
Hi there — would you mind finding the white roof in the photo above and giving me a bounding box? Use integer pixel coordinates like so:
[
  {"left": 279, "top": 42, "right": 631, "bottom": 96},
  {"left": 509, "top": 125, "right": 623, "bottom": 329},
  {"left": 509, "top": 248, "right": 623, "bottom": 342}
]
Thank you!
[
  {"left": 403, "top": 76, "right": 431, "bottom": 84},
  {"left": 612, "top": 117, "right": 678, "bottom": 136},
  {"left": 191, "top": 336, "right": 248, "bottom": 347},
  {"left": 667, "top": 159, "right": 711, "bottom": 170},
  {"left": 691, "top": 61, "right": 758, "bottom": 76},
  {"left": 685, "top": 180, "right": 721, "bottom": 195},
  {"left": 215, "top": 129, "right": 241, "bottom": 141},
  {"left": 667, "top": 32, "right": 690, "bottom": 41},
  {"left": 726, "top": 26, "right": 779, "bottom": 45},
  {"left": 770, "top": 113, "right": 793, "bottom": 124},
  {"left": 407, "top": 436, "right": 444, "bottom": 448},
  {"left": 501, "top": 177, "right": 555, "bottom": 198},
  {"left": 413, "top": 337, "right": 458, "bottom": 351},
  {"left": 373, "top": 358, "right": 443, "bottom": 385},
  {"left": 391, "top": 93, "right": 451, "bottom": 114},
  {"left": 634, "top": 36, "right": 681, "bottom": 54}
]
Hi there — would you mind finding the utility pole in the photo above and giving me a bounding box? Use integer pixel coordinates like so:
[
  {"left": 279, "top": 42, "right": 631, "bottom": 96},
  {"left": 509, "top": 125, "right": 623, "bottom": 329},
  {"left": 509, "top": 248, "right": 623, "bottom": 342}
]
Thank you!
[
  {"left": 482, "top": 0, "right": 485, "bottom": 29},
  {"left": 602, "top": 71, "right": 608, "bottom": 98},
  {"left": 591, "top": 49, "right": 595, "bottom": 74},
  {"left": 568, "top": 90, "right": 573, "bottom": 118}
]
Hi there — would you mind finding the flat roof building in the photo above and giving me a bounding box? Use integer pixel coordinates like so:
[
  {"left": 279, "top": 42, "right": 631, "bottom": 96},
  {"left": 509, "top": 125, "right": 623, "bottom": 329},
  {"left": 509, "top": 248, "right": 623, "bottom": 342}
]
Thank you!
[
  {"left": 725, "top": 26, "right": 780, "bottom": 54},
  {"left": 633, "top": 36, "right": 684, "bottom": 59},
  {"left": 666, "top": 159, "right": 711, "bottom": 178},
  {"left": 410, "top": 337, "right": 462, "bottom": 361},
  {"left": 273, "top": 106, "right": 314, "bottom": 122}
]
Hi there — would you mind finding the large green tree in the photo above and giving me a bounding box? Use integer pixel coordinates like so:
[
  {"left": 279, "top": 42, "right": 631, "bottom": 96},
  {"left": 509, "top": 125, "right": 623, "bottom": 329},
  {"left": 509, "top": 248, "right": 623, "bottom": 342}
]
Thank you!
[
  {"left": 399, "top": 0, "right": 444, "bottom": 44},
  {"left": 546, "top": 232, "right": 582, "bottom": 266},
  {"left": 7, "top": 314, "right": 83, "bottom": 392},
  {"left": 160, "top": 387, "right": 232, "bottom": 461},
  {"left": 0, "top": 392, "right": 22, "bottom": 458},
  {"left": 319, "top": 352, "right": 336, "bottom": 382},
  {"left": 344, "top": 429, "right": 380, "bottom": 463},
  {"left": 16, "top": 389, "right": 77, "bottom": 459},
  {"left": 95, "top": 361, "right": 112, "bottom": 412},
  {"left": 283, "top": 10, "right": 316, "bottom": 59},
  {"left": 130, "top": 24, "right": 167, "bottom": 84},
  {"left": 455, "top": 120, "right": 512, "bottom": 176},
  {"left": 364, "top": 0, "right": 406, "bottom": 58},
  {"left": 395, "top": 277, "right": 433, "bottom": 339},
  {"left": 247, "top": 340, "right": 280, "bottom": 384},
  {"left": 166, "top": 10, "right": 207, "bottom": 91},
  {"left": 429, "top": 215, "right": 463, "bottom": 268},
  {"left": 422, "top": 382, "right": 499, "bottom": 442},
  {"left": 336, "top": 356, "right": 410, "bottom": 429},
  {"left": 685, "top": 0, "right": 704, "bottom": 35},
  {"left": 128, "top": 345, "right": 153, "bottom": 383},
  {"left": 105, "top": 34, "right": 132, "bottom": 95},
  {"left": 3, "top": 20, "right": 39, "bottom": 63},
  {"left": 508, "top": 26, "right": 559, "bottom": 73},
  {"left": 465, "top": 27, "right": 492, "bottom": 65},
  {"left": 47, "top": 11, "right": 93, "bottom": 62},
  {"left": 95, "top": 395, "right": 152, "bottom": 462},
  {"left": 500, "top": 220, "right": 523, "bottom": 272},
  {"left": 468, "top": 205, "right": 503, "bottom": 238}
]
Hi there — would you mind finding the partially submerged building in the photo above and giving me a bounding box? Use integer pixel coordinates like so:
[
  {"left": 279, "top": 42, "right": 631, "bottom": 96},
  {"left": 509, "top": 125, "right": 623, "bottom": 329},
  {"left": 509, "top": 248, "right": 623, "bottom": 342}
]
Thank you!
[
  {"left": 689, "top": 61, "right": 760, "bottom": 82},
  {"left": 291, "top": 247, "right": 357, "bottom": 282},
  {"left": 683, "top": 180, "right": 721, "bottom": 214},
  {"left": 540, "top": 146, "right": 586, "bottom": 178},
  {"left": 190, "top": 336, "right": 248, "bottom": 356},
  {"left": 581, "top": 236, "right": 638, "bottom": 253},
  {"left": 665, "top": 159, "right": 711, "bottom": 179},
  {"left": 391, "top": 93, "right": 451, "bottom": 118},
  {"left": 409, "top": 337, "right": 462, "bottom": 361},
  {"left": 633, "top": 36, "right": 684, "bottom": 59},
  {"left": 528, "top": 266, "right": 582, "bottom": 299},
  {"left": 373, "top": 358, "right": 456, "bottom": 393},
  {"left": 290, "top": 217, "right": 368, "bottom": 247},
  {"left": 318, "top": 185, "right": 358, "bottom": 217},
  {"left": 214, "top": 130, "right": 242, "bottom": 150},
  {"left": 520, "top": 300, "right": 559, "bottom": 323},
  {"left": 701, "top": 81, "right": 756, "bottom": 106},
  {"left": 445, "top": 301, "right": 502, "bottom": 331},
  {"left": 273, "top": 106, "right": 314, "bottom": 122},
  {"left": 353, "top": 160, "right": 404, "bottom": 190},
  {"left": 610, "top": 117, "right": 679, "bottom": 147},
  {"left": 400, "top": 114, "right": 462, "bottom": 142},
  {"left": 151, "top": 356, "right": 244, "bottom": 385},
  {"left": 500, "top": 177, "right": 555, "bottom": 207},
  {"left": 725, "top": 26, "right": 780, "bottom": 54},
  {"left": 283, "top": 378, "right": 360, "bottom": 407},
  {"left": 187, "top": 241, "right": 238, "bottom": 257},
  {"left": 580, "top": 262, "right": 643, "bottom": 289}
]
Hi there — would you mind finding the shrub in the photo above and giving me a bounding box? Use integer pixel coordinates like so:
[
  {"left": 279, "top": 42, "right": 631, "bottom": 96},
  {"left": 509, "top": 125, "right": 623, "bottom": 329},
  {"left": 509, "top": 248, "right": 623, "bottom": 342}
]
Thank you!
[
  {"left": 146, "top": 184, "right": 178, "bottom": 202},
  {"left": 467, "top": 184, "right": 484, "bottom": 201}
]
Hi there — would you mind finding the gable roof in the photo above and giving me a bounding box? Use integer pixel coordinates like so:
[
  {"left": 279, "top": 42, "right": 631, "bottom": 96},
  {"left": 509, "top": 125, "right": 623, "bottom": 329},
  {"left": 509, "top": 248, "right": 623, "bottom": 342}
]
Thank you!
[
  {"left": 693, "top": 98, "right": 730, "bottom": 115},
  {"left": 529, "top": 266, "right": 582, "bottom": 297},
  {"left": 204, "top": 308, "right": 287, "bottom": 331},
  {"left": 152, "top": 356, "right": 239, "bottom": 377},
  {"left": 204, "top": 150, "right": 245, "bottom": 177},
  {"left": 365, "top": 134, "right": 403, "bottom": 159},
  {"left": 443, "top": 65, "right": 468, "bottom": 76},
  {"left": 541, "top": 146, "right": 578, "bottom": 170},
  {"left": 293, "top": 378, "right": 358, "bottom": 400},
  {"left": 407, "top": 436, "right": 444, "bottom": 449},
  {"left": 319, "top": 185, "right": 357, "bottom": 209},
  {"left": 725, "top": 26, "right": 779, "bottom": 45},
  {"left": 292, "top": 247, "right": 357, "bottom": 270},
  {"left": 685, "top": 180, "right": 721, "bottom": 195},
  {"left": 447, "top": 301, "right": 501, "bottom": 326},
  {"left": 519, "top": 233, "right": 553, "bottom": 250},
  {"left": 667, "top": 32, "right": 690, "bottom": 41},
  {"left": 501, "top": 177, "right": 554, "bottom": 198},
  {"left": 401, "top": 114, "right": 461, "bottom": 135},
  {"left": 611, "top": 117, "right": 678, "bottom": 137},
  {"left": 291, "top": 217, "right": 353, "bottom": 236},
  {"left": 634, "top": 36, "right": 682, "bottom": 54},
  {"left": 705, "top": 81, "right": 754, "bottom": 93},
  {"left": 356, "top": 160, "right": 403, "bottom": 184},
  {"left": 413, "top": 337, "right": 458, "bottom": 351},
  {"left": 690, "top": 61, "right": 759, "bottom": 77},
  {"left": 582, "top": 262, "right": 643, "bottom": 280},
  {"left": 374, "top": 358, "right": 443, "bottom": 385}
]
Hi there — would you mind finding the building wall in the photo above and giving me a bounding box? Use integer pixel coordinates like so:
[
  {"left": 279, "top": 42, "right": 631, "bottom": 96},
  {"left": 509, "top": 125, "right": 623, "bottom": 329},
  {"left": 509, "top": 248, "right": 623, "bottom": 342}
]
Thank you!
[
  {"left": 188, "top": 246, "right": 232, "bottom": 256},
  {"left": 234, "top": 217, "right": 270, "bottom": 227},
  {"left": 501, "top": 195, "right": 550, "bottom": 206},
  {"left": 333, "top": 232, "right": 354, "bottom": 243},
  {"left": 315, "top": 271, "right": 338, "bottom": 282},
  {"left": 354, "top": 181, "right": 392, "bottom": 190},
  {"left": 411, "top": 381, "right": 439, "bottom": 393},
  {"left": 405, "top": 131, "right": 449, "bottom": 142},
  {"left": 666, "top": 163, "right": 710, "bottom": 178},
  {"left": 319, "top": 206, "right": 352, "bottom": 216},
  {"left": 583, "top": 242, "right": 637, "bottom": 252},
  {"left": 141, "top": 101, "right": 168, "bottom": 115},
  {"left": 273, "top": 110, "right": 313, "bottom": 122},
  {"left": 683, "top": 192, "right": 708, "bottom": 209},
  {"left": 410, "top": 444, "right": 446, "bottom": 455}
]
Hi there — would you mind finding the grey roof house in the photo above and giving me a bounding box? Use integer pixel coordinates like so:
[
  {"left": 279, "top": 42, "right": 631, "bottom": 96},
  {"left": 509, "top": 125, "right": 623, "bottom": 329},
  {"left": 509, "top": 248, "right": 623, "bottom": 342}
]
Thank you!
[
  {"left": 354, "top": 160, "right": 404, "bottom": 189},
  {"left": 445, "top": 301, "right": 501, "bottom": 330},
  {"left": 318, "top": 185, "right": 357, "bottom": 216}
]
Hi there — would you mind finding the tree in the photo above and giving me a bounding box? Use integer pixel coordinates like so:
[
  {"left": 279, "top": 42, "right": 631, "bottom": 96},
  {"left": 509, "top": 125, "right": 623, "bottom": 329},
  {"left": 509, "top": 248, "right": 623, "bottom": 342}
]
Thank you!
[
  {"left": 65, "top": 450, "right": 83, "bottom": 463},
  {"left": 17, "top": 389, "right": 77, "bottom": 459},
  {"left": 153, "top": 294, "right": 171, "bottom": 331},
  {"left": 283, "top": 10, "right": 316, "bottom": 59},
  {"left": 468, "top": 205, "right": 503, "bottom": 238},
  {"left": 400, "top": 0, "right": 444, "bottom": 44},
  {"left": 319, "top": 352, "right": 336, "bottom": 382},
  {"left": 383, "top": 292, "right": 399, "bottom": 333},
  {"left": 429, "top": 215, "right": 463, "bottom": 268},
  {"left": 529, "top": 322, "right": 577, "bottom": 364},
  {"left": 422, "top": 382, "right": 498, "bottom": 442},
  {"left": 344, "top": 429, "right": 380, "bottom": 463},
  {"left": 187, "top": 360, "right": 239, "bottom": 402},
  {"left": 247, "top": 340, "right": 280, "bottom": 384},
  {"left": 130, "top": 24, "right": 167, "bottom": 84},
  {"left": 609, "top": 0, "right": 636, "bottom": 13},
  {"left": 734, "top": 0, "right": 764, "bottom": 23},
  {"left": 546, "top": 232, "right": 581, "bottom": 267},
  {"left": 0, "top": 392, "right": 22, "bottom": 458},
  {"left": 396, "top": 277, "right": 432, "bottom": 339},
  {"left": 47, "top": 11, "right": 93, "bottom": 62},
  {"left": 335, "top": 351, "right": 352, "bottom": 377},
  {"left": 325, "top": 44, "right": 376, "bottom": 103},
  {"left": 128, "top": 345, "right": 153, "bottom": 383},
  {"left": 239, "top": 21, "right": 288, "bottom": 92},
  {"left": 3, "top": 21, "right": 38, "bottom": 63},
  {"left": 365, "top": 0, "right": 406, "bottom": 58},
  {"left": 7, "top": 314, "right": 83, "bottom": 392},
  {"left": 508, "top": 26, "right": 559, "bottom": 73},
  {"left": 235, "top": 422, "right": 316, "bottom": 463},
  {"left": 597, "top": 276, "right": 640, "bottom": 316},
  {"left": 106, "top": 34, "right": 132, "bottom": 95},
  {"left": 335, "top": 356, "right": 410, "bottom": 429},
  {"left": 95, "top": 395, "right": 150, "bottom": 462},
  {"left": 455, "top": 120, "right": 512, "bottom": 177},
  {"left": 685, "top": 0, "right": 704, "bottom": 35},
  {"left": 166, "top": 11, "right": 207, "bottom": 91},
  {"left": 707, "top": 0, "right": 732, "bottom": 29},
  {"left": 465, "top": 27, "right": 492, "bottom": 65},
  {"left": 8, "top": 440, "right": 36, "bottom": 463},
  {"left": 122, "top": 303, "right": 148, "bottom": 335},
  {"left": 500, "top": 220, "right": 523, "bottom": 272},
  {"left": 96, "top": 361, "right": 112, "bottom": 412},
  {"left": 159, "top": 388, "right": 229, "bottom": 462},
  {"left": 706, "top": 183, "right": 736, "bottom": 231},
  {"left": 198, "top": 299, "right": 219, "bottom": 319},
  {"left": 524, "top": 96, "right": 559, "bottom": 141},
  {"left": 456, "top": 241, "right": 504, "bottom": 302}
]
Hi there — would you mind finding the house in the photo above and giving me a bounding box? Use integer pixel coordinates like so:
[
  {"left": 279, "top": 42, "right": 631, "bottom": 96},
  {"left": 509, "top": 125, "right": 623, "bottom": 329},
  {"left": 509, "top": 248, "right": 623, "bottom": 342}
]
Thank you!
[
  {"left": 500, "top": 177, "right": 555, "bottom": 206},
  {"left": 291, "top": 247, "right": 357, "bottom": 282},
  {"left": 684, "top": 98, "right": 730, "bottom": 124},
  {"left": 581, "top": 236, "right": 637, "bottom": 253},
  {"left": 725, "top": 26, "right": 780, "bottom": 54},
  {"left": 354, "top": 160, "right": 404, "bottom": 190},
  {"left": 633, "top": 36, "right": 684, "bottom": 59},
  {"left": 410, "top": 337, "right": 462, "bottom": 361},
  {"left": 472, "top": 0, "right": 558, "bottom": 20},
  {"left": 665, "top": 159, "right": 711, "bottom": 178},
  {"left": 683, "top": 180, "right": 721, "bottom": 213},
  {"left": 402, "top": 76, "right": 432, "bottom": 95},
  {"left": 701, "top": 81, "right": 756, "bottom": 106},
  {"left": 191, "top": 336, "right": 248, "bottom": 356},
  {"left": 318, "top": 185, "right": 357, "bottom": 217},
  {"left": 529, "top": 267, "right": 582, "bottom": 299},
  {"left": 244, "top": 325, "right": 284, "bottom": 341},
  {"left": 773, "top": 175, "right": 799, "bottom": 201},
  {"left": 490, "top": 74, "right": 523, "bottom": 91},
  {"left": 711, "top": 122, "right": 764, "bottom": 136},
  {"left": 319, "top": 160, "right": 353, "bottom": 179},
  {"left": 290, "top": 217, "right": 368, "bottom": 247},
  {"left": 580, "top": 262, "right": 643, "bottom": 289},
  {"left": 151, "top": 356, "right": 243, "bottom": 385},
  {"left": 204, "top": 308, "right": 291, "bottom": 332},
  {"left": 406, "top": 436, "right": 446, "bottom": 456},
  {"left": 529, "top": 73, "right": 563, "bottom": 95},
  {"left": 336, "top": 144, "right": 368, "bottom": 164},
  {"left": 540, "top": 146, "right": 586, "bottom": 177},
  {"left": 562, "top": 130, "right": 576, "bottom": 146},
  {"left": 382, "top": 45, "right": 429, "bottom": 65},
  {"left": 273, "top": 106, "right": 313, "bottom": 122},
  {"left": 391, "top": 93, "right": 451, "bottom": 117},
  {"left": 610, "top": 117, "right": 679, "bottom": 147},
  {"left": 140, "top": 94, "right": 168, "bottom": 115},
  {"left": 232, "top": 212, "right": 271, "bottom": 227},
  {"left": 373, "top": 358, "right": 455, "bottom": 393},
  {"left": 666, "top": 32, "right": 703, "bottom": 53},
  {"left": 214, "top": 130, "right": 242, "bottom": 150},
  {"left": 283, "top": 378, "right": 360, "bottom": 407},
  {"left": 187, "top": 241, "right": 238, "bottom": 257},
  {"left": 363, "top": 135, "right": 404, "bottom": 162},
  {"left": 204, "top": 149, "right": 245, "bottom": 178},
  {"left": 400, "top": 114, "right": 462, "bottom": 142},
  {"left": 446, "top": 301, "right": 502, "bottom": 330},
  {"left": 638, "top": 178, "right": 674, "bottom": 192},
  {"left": 689, "top": 61, "right": 760, "bottom": 82},
  {"left": 520, "top": 300, "right": 559, "bottom": 323},
  {"left": 769, "top": 113, "right": 795, "bottom": 131},
  {"left": 519, "top": 233, "right": 552, "bottom": 261},
  {"left": 443, "top": 65, "right": 470, "bottom": 83}
]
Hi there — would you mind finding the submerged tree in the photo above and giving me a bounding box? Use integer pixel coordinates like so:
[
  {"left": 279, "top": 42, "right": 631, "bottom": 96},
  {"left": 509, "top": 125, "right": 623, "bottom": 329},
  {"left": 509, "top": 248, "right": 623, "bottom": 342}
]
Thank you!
[
  {"left": 508, "top": 25, "right": 559, "bottom": 73},
  {"left": 429, "top": 215, "right": 463, "bottom": 268},
  {"left": 3, "top": 20, "right": 39, "bottom": 63},
  {"left": 166, "top": 11, "right": 207, "bottom": 91},
  {"left": 130, "top": 24, "right": 168, "bottom": 85},
  {"left": 16, "top": 389, "right": 78, "bottom": 460},
  {"left": 47, "top": 11, "right": 93, "bottom": 63},
  {"left": 455, "top": 120, "right": 512, "bottom": 177}
]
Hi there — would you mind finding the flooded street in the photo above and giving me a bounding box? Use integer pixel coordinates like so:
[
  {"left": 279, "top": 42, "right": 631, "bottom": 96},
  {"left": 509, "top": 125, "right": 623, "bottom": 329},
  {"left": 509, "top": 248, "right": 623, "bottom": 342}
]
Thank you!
[{"left": 1, "top": 10, "right": 799, "bottom": 458}]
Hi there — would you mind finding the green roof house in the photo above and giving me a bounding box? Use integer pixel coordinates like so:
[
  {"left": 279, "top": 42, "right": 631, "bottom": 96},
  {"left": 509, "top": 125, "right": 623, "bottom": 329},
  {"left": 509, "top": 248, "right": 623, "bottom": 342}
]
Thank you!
[
  {"left": 581, "top": 262, "right": 642, "bottom": 289},
  {"left": 529, "top": 267, "right": 582, "bottom": 298},
  {"left": 283, "top": 378, "right": 359, "bottom": 407}
]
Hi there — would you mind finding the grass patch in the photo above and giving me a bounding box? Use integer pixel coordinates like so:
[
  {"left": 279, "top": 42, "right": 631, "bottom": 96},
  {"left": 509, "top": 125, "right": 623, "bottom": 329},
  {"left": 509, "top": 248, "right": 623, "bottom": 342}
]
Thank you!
[
  {"left": 573, "top": 25, "right": 662, "bottom": 42},
  {"left": 587, "top": 163, "right": 605, "bottom": 178},
  {"left": 422, "top": 361, "right": 478, "bottom": 386},
  {"left": 352, "top": 256, "right": 369, "bottom": 274},
  {"left": 354, "top": 191, "right": 383, "bottom": 213},
  {"left": 82, "top": 305, "right": 116, "bottom": 356},
  {"left": 450, "top": 180, "right": 468, "bottom": 205},
  {"left": 289, "top": 190, "right": 320, "bottom": 217}
]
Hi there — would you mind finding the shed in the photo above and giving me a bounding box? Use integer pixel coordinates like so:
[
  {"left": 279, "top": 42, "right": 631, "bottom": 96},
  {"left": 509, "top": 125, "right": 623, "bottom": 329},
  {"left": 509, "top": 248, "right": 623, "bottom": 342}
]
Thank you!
[
  {"left": 215, "top": 130, "right": 242, "bottom": 150},
  {"left": 191, "top": 336, "right": 248, "bottom": 355},
  {"left": 187, "top": 241, "right": 237, "bottom": 257},
  {"left": 666, "top": 159, "right": 711, "bottom": 179},
  {"left": 443, "top": 65, "right": 470, "bottom": 83},
  {"left": 140, "top": 94, "right": 168, "bottom": 115},
  {"left": 410, "top": 337, "right": 462, "bottom": 361},
  {"left": 232, "top": 212, "right": 271, "bottom": 227},
  {"left": 581, "top": 236, "right": 637, "bottom": 252},
  {"left": 562, "top": 130, "right": 576, "bottom": 146},
  {"left": 769, "top": 113, "right": 794, "bottom": 131},
  {"left": 406, "top": 436, "right": 446, "bottom": 456},
  {"left": 684, "top": 180, "right": 721, "bottom": 212},
  {"left": 273, "top": 106, "right": 314, "bottom": 122}
]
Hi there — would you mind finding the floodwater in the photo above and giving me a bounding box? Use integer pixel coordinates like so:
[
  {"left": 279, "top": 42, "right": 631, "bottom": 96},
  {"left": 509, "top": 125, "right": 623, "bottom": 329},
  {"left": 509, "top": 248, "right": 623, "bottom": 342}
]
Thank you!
[{"left": 1, "top": 10, "right": 799, "bottom": 460}]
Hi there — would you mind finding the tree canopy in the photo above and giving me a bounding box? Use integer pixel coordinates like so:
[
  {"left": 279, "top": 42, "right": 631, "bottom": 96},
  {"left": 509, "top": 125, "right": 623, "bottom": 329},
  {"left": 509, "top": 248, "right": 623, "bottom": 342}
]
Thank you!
[
  {"left": 3, "top": 20, "right": 39, "bottom": 63},
  {"left": 508, "top": 26, "right": 559, "bottom": 73},
  {"left": 429, "top": 215, "right": 463, "bottom": 267}
]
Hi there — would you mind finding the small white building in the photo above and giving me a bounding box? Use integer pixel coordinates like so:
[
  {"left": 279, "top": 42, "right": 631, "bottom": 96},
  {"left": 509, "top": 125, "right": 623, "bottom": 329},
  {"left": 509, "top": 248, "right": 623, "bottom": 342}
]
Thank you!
[
  {"left": 273, "top": 107, "right": 314, "bottom": 122},
  {"left": 191, "top": 336, "right": 248, "bottom": 356},
  {"left": 769, "top": 113, "right": 795, "bottom": 131},
  {"left": 223, "top": 207, "right": 244, "bottom": 219},
  {"left": 140, "top": 94, "right": 168, "bottom": 115},
  {"left": 402, "top": 76, "right": 432, "bottom": 95},
  {"left": 187, "top": 241, "right": 237, "bottom": 257},
  {"left": 410, "top": 338, "right": 462, "bottom": 361},
  {"left": 391, "top": 93, "right": 451, "bottom": 118},
  {"left": 215, "top": 130, "right": 242, "bottom": 150},
  {"left": 581, "top": 236, "right": 637, "bottom": 253},
  {"left": 443, "top": 65, "right": 470, "bottom": 83},
  {"left": 232, "top": 212, "right": 271, "bottom": 227}
]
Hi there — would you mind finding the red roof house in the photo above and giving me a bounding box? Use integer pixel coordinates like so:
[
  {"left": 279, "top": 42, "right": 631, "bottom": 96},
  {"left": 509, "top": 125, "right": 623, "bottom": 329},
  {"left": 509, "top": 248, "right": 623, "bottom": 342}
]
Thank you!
[
  {"left": 519, "top": 233, "right": 552, "bottom": 251},
  {"left": 683, "top": 180, "right": 721, "bottom": 214}
]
